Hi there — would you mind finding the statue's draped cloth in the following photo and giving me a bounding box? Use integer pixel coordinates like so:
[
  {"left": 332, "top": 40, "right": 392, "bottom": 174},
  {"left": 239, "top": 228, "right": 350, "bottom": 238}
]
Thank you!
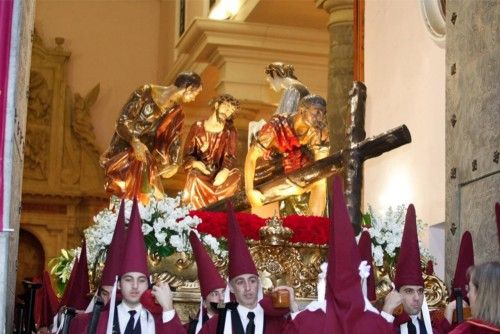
[
  {"left": 255, "top": 115, "right": 329, "bottom": 215},
  {"left": 100, "top": 85, "right": 184, "bottom": 202},
  {"left": 257, "top": 115, "right": 314, "bottom": 172},
  {"left": 182, "top": 121, "right": 241, "bottom": 209}
]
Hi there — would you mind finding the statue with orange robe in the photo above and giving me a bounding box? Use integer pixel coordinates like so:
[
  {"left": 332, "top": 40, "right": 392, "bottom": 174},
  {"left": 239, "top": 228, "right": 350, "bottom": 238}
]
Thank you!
[
  {"left": 100, "top": 72, "right": 202, "bottom": 202},
  {"left": 182, "top": 94, "right": 241, "bottom": 209}
]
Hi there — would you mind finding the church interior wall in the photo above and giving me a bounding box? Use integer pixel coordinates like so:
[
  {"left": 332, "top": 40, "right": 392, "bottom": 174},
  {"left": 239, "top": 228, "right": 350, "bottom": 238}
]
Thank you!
[
  {"left": 364, "top": 0, "right": 446, "bottom": 278},
  {"left": 35, "top": 0, "right": 169, "bottom": 153}
]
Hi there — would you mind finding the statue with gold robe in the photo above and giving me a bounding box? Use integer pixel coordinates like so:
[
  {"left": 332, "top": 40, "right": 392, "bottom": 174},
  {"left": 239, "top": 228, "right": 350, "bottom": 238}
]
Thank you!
[
  {"left": 245, "top": 94, "right": 330, "bottom": 216},
  {"left": 182, "top": 94, "right": 241, "bottom": 209},
  {"left": 100, "top": 72, "right": 202, "bottom": 202}
]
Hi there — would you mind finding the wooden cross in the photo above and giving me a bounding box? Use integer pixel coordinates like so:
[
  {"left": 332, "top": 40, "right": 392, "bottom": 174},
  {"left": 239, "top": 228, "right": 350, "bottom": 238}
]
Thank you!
[{"left": 205, "top": 81, "right": 412, "bottom": 231}]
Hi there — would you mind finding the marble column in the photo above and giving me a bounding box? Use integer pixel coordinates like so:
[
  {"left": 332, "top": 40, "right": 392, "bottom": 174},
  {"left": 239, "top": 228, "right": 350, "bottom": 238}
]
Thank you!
[{"left": 316, "top": 0, "right": 354, "bottom": 154}]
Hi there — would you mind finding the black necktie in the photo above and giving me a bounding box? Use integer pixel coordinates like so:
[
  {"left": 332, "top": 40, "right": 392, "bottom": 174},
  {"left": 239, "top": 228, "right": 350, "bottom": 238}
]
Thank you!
[
  {"left": 246, "top": 312, "right": 255, "bottom": 334},
  {"left": 407, "top": 320, "right": 417, "bottom": 334},
  {"left": 417, "top": 317, "right": 427, "bottom": 334},
  {"left": 124, "top": 310, "right": 137, "bottom": 334}
]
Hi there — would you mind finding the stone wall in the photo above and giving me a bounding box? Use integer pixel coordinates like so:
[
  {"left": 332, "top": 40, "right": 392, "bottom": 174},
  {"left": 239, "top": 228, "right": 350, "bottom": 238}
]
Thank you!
[
  {"left": 0, "top": 1, "right": 35, "bottom": 332},
  {"left": 445, "top": 0, "right": 500, "bottom": 281}
]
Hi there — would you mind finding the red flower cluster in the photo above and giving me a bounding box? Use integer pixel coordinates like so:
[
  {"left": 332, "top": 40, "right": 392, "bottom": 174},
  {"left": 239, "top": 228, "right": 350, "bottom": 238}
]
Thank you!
[
  {"left": 191, "top": 211, "right": 330, "bottom": 245},
  {"left": 282, "top": 215, "right": 329, "bottom": 244}
]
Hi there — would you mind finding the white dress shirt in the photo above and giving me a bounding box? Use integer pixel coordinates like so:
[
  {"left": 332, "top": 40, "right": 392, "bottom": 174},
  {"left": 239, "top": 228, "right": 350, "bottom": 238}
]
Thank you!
[
  {"left": 116, "top": 302, "right": 176, "bottom": 333},
  {"left": 380, "top": 311, "right": 427, "bottom": 334},
  {"left": 237, "top": 304, "right": 264, "bottom": 334}
]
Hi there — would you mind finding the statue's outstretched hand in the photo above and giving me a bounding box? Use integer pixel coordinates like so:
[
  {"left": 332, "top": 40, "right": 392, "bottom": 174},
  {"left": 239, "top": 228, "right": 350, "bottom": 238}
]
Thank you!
[
  {"left": 131, "top": 138, "right": 149, "bottom": 162},
  {"left": 247, "top": 189, "right": 265, "bottom": 207},
  {"left": 192, "top": 161, "right": 211, "bottom": 175},
  {"left": 160, "top": 164, "right": 179, "bottom": 179},
  {"left": 213, "top": 168, "right": 229, "bottom": 186}
]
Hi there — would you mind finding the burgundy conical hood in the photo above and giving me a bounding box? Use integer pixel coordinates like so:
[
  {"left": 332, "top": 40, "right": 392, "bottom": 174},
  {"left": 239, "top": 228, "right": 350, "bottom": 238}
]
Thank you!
[
  {"left": 60, "top": 239, "right": 91, "bottom": 309},
  {"left": 120, "top": 198, "right": 149, "bottom": 277},
  {"left": 59, "top": 254, "right": 79, "bottom": 307},
  {"left": 189, "top": 231, "right": 226, "bottom": 298},
  {"left": 101, "top": 201, "right": 127, "bottom": 286},
  {"left": 450, "top": 231, "right": 474, "bottom": 301},
  {"left": 357, "top": 230, "right": 377, "bottom": 301},
  {"left": 394, "top": 204, "right": 424, "bottom": 289},
  {"left": 324, "top": 176, "right": 366, "bottom": 332},
  {"left": 227, "top": 201, "right": 257, "bottom": 280},
  {"left": 34, "top": 270, "right": 59, "bottom": 328}
]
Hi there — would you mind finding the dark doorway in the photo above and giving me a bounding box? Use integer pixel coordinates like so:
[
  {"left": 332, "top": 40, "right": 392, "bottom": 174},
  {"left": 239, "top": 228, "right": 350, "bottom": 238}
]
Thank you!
[{"left": 15, "top": 229, "right": 45, "bottom": 296}]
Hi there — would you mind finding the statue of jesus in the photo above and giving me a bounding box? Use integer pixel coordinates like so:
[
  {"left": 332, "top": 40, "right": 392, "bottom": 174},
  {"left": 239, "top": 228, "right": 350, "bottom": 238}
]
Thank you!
[{"left": 182, "top": 94, "right": 242, "bottom": 209}]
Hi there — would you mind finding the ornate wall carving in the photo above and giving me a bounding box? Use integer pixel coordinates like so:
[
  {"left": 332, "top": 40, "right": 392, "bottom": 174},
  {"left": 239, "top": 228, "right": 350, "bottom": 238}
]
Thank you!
[{"left": 20, "top": 31, "right": 108, "bottom": 273}]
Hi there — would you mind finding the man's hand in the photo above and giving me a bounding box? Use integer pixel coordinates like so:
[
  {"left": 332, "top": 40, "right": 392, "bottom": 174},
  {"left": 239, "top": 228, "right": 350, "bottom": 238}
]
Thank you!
[
  {"left": 444, "top": 300, "right": 468, "bottom": 324},
  {"left": 192, "top": 161, "right": 211, "bottom": 175},
  {"left": 131, "top": 138, "right": 149, "bottom": 162},
  {"left": 382, "top": 290, "right": 402, "bottom": 315},
  {"left": 273, "top": 286, "right": 298, "bottom": 313},
  {"left": 151, "top": 282, "right": 174, "bottom": 311},
  {"left": 247, "top": 189, "right": 265, "bottom": 207},
  {"left": 213, "top": 168, "right": 229, "bottom": 186}
]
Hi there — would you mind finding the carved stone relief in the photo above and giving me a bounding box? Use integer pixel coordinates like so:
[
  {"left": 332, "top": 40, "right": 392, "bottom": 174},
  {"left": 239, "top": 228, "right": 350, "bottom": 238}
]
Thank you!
[{"left": 20, "top": 30, "right": 108, "bottom": 283}]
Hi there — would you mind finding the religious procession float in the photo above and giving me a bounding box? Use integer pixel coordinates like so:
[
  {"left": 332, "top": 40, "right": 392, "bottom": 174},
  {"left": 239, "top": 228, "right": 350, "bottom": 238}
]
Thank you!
[{"left": 45, "top": 64, "right": 448, "bottom": 324}]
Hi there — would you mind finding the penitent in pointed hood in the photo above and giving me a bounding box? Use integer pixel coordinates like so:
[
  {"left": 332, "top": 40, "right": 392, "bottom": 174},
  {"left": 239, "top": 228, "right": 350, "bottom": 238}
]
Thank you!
[{"left": 101, "top": 200, "right": 127, "bottom": 286}]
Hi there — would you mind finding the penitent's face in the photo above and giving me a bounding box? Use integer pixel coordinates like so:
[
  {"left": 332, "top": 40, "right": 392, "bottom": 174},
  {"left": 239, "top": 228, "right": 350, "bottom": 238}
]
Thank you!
[
  {"left": 204, "top": 287, "right": 225, "bottom": 314},
  {"left": 119, "top": 272, "right": 149, "bottom": 307},
  {"left": 399, "top": 285, "right": 425, "bottom": 316},
  {"left": 99, "top": 285, "right": 113, "bottom": 305},
  {"left": 230, "top": 274, "right": 260, "bottom": 309}
]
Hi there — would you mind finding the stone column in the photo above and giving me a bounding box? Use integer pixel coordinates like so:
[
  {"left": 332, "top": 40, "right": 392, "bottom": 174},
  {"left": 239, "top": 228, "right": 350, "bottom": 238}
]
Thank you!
[{"left": 316, "top": 0, "right": 354, "bottom": 154}]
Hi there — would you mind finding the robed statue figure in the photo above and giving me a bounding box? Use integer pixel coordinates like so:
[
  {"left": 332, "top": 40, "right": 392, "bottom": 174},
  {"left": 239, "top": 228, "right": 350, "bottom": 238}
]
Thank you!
[
  {"left": 245, "top": 94, "right": 330, "bottom": 217},
  {"left": 100, "top": 72, "right": 202, "bottom": 202},
  {"left": 182, "top": 94, "right": 241, "bottom": 209}
]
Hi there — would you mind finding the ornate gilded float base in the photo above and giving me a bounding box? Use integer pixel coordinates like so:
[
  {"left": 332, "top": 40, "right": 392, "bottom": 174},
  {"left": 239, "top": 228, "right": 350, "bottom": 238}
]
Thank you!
[{"left": 145, "top": 216, "right": 447, "bottom": 319}]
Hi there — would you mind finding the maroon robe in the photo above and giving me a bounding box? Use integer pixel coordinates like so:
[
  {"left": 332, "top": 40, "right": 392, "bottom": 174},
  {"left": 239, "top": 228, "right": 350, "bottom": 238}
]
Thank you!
[
  {"left": 284, "top": 308, "right": 394, "bottom": 334},
  {"left": 450, "top": 319, "right": 500, "bottom": 334},
  {"left": 68, "top": 308, "right": 186, "bottom": 334},
  {"left": 392, "top": 310, "right": 452, "bottom": 334}
]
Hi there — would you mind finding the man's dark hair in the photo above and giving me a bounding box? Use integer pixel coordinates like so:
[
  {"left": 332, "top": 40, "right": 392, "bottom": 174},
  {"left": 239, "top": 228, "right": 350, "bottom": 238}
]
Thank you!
[
  {"left": 174, "top": 72, "right": 202, "bottom": 89},
  {"left": 299, "top": 94, "right": 327, "bottom": 109}
]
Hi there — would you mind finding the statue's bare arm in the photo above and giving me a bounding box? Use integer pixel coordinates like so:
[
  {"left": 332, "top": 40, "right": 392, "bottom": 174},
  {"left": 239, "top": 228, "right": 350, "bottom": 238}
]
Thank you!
[{"left": 244, "top": 145, "right": 265, "bottom": 207}]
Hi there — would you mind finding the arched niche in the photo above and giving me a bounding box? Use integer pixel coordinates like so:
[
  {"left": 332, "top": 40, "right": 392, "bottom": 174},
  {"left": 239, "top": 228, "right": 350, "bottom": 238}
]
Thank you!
[{"left": 15, "top": 229, "right": 45, "bottom": 297}]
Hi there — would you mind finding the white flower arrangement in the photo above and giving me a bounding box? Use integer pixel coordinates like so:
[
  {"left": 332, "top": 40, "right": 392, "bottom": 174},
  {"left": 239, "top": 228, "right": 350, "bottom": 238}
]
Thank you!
[
  {"left": 363, "top": 204, "right": 433, "bottom": 267},
  {"left": 84, "top": 195, "right": 227, "bottom": 268}
]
